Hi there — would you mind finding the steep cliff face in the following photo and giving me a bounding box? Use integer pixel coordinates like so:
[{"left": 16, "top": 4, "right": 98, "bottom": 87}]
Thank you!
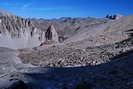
[
  {"left": 0, "top": 9, "right": 62, "bottom": 49},
  {"left": 45, "top": 25, "right": 59, "bottom": 42},
  {"left": 0, "top": 15, "right": 47, "bottom": 49}
]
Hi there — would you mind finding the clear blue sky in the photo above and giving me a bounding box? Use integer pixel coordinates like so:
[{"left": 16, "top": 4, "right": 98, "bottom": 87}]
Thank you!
[{"left": 0, "top": 0, "right": 132, "bottom": 19}]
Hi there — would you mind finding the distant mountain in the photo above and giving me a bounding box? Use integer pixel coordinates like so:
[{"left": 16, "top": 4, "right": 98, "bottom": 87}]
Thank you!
[{"left": 0, "top": 10, "right": 108, "bottom": 49}]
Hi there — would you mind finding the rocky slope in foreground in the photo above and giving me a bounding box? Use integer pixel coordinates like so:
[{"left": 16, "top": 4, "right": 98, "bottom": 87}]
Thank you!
[{"left": 1, "top": 48, "right": 133, "bottom": 89}]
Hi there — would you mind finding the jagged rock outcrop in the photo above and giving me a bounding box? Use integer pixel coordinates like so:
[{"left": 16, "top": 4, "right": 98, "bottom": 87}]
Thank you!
[
  {"left": 0, "top": 11, "right": 47, "bottom": 49},
  {"left": 45, "top": 25, "right": 59, "bottom": 42},
  {"left": 0, "top": 10, "right": 58, "bottom": 49}
]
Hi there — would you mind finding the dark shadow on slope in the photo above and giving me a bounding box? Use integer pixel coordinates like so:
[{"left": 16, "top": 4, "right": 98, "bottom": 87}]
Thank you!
[{"left": 23, "top": 50, "right": 133, "bottom": 89}]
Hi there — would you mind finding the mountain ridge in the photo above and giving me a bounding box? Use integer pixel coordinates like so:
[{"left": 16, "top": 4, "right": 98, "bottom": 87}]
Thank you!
[{"left": 0, "top": 10, "right": 133, "bottom": 89}]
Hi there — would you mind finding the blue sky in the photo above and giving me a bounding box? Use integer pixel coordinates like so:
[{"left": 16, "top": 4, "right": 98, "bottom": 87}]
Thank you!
[{"left": 0, "top": 0, "right": 132, "bottom": 19}]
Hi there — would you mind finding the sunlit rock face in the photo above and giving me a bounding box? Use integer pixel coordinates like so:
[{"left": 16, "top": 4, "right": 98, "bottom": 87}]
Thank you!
[
  {"left": 45, "top": 25, "right": 59, "bottom": 43},
  {"left": 0, "top": 15, "right": 47, "bottom": 49}
]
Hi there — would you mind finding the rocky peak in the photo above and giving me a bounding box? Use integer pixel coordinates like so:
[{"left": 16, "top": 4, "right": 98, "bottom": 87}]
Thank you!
[
  {"left": 45, "top": 25, "right": 59, "bottom": 43},
  {"left": 0, "top": 13, "right": 47, "bottom": 49}
]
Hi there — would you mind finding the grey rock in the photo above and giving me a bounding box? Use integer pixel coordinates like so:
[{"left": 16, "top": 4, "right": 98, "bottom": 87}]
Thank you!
[{"left": 45, "top": 25, "right": 59, "bottom": 43}]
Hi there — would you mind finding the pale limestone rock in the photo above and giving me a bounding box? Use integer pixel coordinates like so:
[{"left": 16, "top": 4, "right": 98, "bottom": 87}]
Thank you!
[{"left": 0, "top": 16, "right": 46, "bottom": 49}]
